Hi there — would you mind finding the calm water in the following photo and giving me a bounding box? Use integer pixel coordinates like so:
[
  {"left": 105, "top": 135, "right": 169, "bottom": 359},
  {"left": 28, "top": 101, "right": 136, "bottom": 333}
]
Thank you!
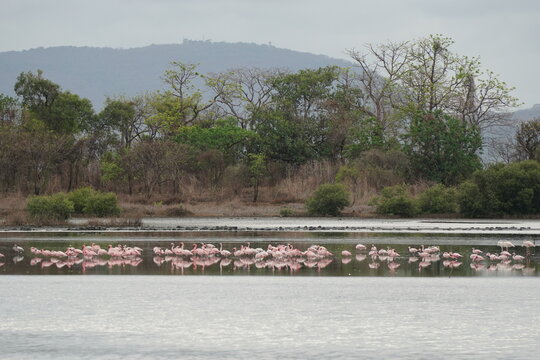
[
  {"left": 1, "top": 232, "right": 539, "bottom": 359},
  {"left": 1, "top": 276, "right": 539, "bottom": 359},
  {"left": 0, "top": 233, "right": 538, "bottom": 276}
]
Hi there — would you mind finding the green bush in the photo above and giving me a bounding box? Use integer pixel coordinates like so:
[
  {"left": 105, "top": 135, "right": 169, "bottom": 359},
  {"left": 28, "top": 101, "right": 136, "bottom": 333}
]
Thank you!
[
  {"left": 458, "top": 160, "right": 540, "bottom": 217},
  {"left": 417, "top": 184, "right": 458, "bottom": 214},
  {"left": 83, "top": 192, "right": 121, "bottom": 217},
  {"left": 67, "top": 187, "right": 99, "bottom": 213},
  {"left": 27, "top": 193, "right": 74, "bottom": 220},
  {"left": 371, "top": 185, "right": 417, "bottom": 217},
  {"left": 279, "top": 207, "right": 294, "bottom": 217},
  {"left": 306, "top": 183, "right": 350, "bottom": 216}
]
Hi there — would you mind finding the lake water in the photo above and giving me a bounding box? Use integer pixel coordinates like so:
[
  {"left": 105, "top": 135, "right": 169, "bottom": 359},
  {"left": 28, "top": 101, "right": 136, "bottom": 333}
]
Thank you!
[
  {"left": 1, "top": 277, "right": 539, "bottom": 359},
  {"left": 1, "top": 230, "right": 539, "bottom": 359}
]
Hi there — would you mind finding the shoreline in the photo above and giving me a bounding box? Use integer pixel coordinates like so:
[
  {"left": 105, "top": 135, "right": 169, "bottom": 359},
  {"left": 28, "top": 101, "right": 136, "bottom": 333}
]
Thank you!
[{"left": 1, "top": 217, "right": 539, "bottom": 235}]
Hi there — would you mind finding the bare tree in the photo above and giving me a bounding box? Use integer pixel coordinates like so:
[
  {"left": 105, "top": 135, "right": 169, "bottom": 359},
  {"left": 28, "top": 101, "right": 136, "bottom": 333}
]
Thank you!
[
  {"left": 208, "top": 67, "right": 283, "bottom": 129},
  {"left": 348, "top": 35, "right": 520, "bottom": 134}
]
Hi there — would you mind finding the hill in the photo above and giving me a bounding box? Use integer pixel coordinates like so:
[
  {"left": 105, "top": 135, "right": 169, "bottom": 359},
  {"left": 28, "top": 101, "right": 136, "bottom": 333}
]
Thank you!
[
  {"left": 0, "top": 40, "right": 352, "bottom": 108},
  {"left": 512, "top": 104, "right": 540, "bottom": 122}
]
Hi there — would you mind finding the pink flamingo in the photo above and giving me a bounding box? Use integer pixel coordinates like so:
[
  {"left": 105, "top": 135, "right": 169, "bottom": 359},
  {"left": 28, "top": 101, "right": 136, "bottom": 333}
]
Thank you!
[
  {"left": 512, "top": 254, "right": 525, "bottom": 262},
  {"left": 355, "top": 243, "right": 366, "bottom": 251},
  {"left": 341, "top": 250, "right": 352, "bottom": 257}
]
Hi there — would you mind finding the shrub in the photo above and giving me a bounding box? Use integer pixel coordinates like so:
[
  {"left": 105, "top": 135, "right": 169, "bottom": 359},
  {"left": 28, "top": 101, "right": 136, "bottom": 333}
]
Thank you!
[
  {"left": 82, "top": 192, "right": 121, "bottom": 217},
  {"left": 417, "top": 184, "right": 458, "bottom": 214},
  {"left": 458, "top": 160, "right": 540, "bottom": 217},
  {"left": 306, "top": 183, "right": 350, "bottom": 216},
  {"left": 67, "top": 187, "right": 98, "bottom": 213},
  {"left": 27, "top": 193, "right": 74, "bottom": 220},
  {"left": 371, "top": 185, "right": 417, "bottom": 217},
  {"left": 279, "top": 207, "right": 293, "bottom": 217}
]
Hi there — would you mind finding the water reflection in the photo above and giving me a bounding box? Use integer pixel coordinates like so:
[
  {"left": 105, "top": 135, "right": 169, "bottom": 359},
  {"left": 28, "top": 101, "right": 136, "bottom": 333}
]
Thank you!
[{"left": 0, "top": 238, "right": 537, "bottom": 276}]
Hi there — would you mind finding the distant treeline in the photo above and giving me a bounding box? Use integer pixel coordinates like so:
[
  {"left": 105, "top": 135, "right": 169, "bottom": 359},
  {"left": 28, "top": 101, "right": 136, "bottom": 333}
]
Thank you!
[{"left": 0, "top": 35, "right": 538, "bottom": 215}]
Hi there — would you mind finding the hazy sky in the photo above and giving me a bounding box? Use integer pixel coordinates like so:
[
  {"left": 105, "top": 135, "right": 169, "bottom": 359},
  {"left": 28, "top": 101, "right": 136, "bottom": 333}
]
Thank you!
[{"left": 2, "top": 0, "right": 539, "bottom": 107}]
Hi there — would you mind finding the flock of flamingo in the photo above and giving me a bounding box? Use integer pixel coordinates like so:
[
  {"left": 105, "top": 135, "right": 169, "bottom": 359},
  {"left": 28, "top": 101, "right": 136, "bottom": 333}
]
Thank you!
[
  {"left": 152, "top": 242, "right": 334, "bottom": 272},
  {"left": 0, "top": 243, "right": 143, "bottom": 270},
  {"left": 0, "top": 240, "right": 536, "bottom": 274}
]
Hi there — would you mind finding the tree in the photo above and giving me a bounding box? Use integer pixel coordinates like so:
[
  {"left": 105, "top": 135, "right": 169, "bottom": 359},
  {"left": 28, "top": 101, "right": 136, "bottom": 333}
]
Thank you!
[
  {"left": 247, "top": 153, "right": 266, "bottom": 202},
  {"left": 207, "top": 67, "right": 279, "bottom": 129},
  {"left": 403, "top": 111, "right": 482, "bottom": 185},
  {"left": 149, "top": 62, "right": 223, "bottom": 135},
  {"left": 0, "top": 94, "right": 22, "bottom": 125},
  {"left": 14, "top": 70, "right": 60, "bottom": 111},
  {"left": 14, "top": 70, "right": 95, "bottom": 134},
  {"left": 252, "top": 66, "right": 347, "bottom": 163},
  {"left": 515, "top": 118, "right": 540, "bottom": 161},
  {"left": 98, "top": 98, "right": 152, "bottom": 148},
  {"left": 348, "top": 35, "right": 520, "bottom": 134},
  {"left": 175, "top": 117, "right": 256, "bottom": 163},
  {"left": 44, "top": 91, "right": 95, "bottom": 134}
]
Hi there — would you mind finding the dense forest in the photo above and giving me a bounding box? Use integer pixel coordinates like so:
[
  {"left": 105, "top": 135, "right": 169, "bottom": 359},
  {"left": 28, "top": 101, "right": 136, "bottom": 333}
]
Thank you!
[{"left": 1, "top": 35, "right": 539, "bottom": 219}]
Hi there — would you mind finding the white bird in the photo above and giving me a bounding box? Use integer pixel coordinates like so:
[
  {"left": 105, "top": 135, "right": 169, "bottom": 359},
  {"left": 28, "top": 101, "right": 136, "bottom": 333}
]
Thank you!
[
  {"left": 522, "top": 241, "right": 535, "bottom": 248},
  {"left": 12, "top": 244, "right": 24, "bottom": 254}
]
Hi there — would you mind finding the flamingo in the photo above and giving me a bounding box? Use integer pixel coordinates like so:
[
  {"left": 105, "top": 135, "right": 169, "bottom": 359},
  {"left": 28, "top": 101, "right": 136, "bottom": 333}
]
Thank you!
[
  {"left": 355, "top": 243, "right": 367, "bottom": 251},
  {"left": 219, "top": 243, "right": 231, "bottom": 257},
  {"left": 408, "top": 246, "right": 419, "bottom": 255},
  {"left": 341, "top": 250, "right": 352, "bottom": 257},
  {"left": 470, "top": 254, "right": 484, "bottom": 262},
  {"left": 497, "top": 240, "right": 515, "bottom": 251},
  {"left": 522, "top": 240, "right": 535, "bottom": 248},
  {"left": 512, "top": 254, "right": 525, "bottom": 262},
  {"left": 0, "top": 252, "right": 4, "bottom": 258},
  {"left": 522, "top": 240, "right": 535, "bottom": 256}
]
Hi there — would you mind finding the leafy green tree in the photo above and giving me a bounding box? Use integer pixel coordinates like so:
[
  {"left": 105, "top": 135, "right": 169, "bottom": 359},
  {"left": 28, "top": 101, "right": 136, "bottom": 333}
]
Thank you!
[
  {"left": 44, "top": 91, "right": 95, "bottom": 134},
  {"left": 403, "top": 111, "right": 482, "bottom": 185},
  {"left": 250, "top": 66, "right": 357, "bottom": 164},
  {"left": 14, "top": 70, "right": 95, "bottom": 134},
  {"left": 344, "top": 116, "right": 385, "bottom": 158},
  {"left": 99, "top": 99, "right": 137, "bottom": 147},
  {"left": 175, "top": 118, "right": 256, "bottom": 162},
  {"left": 14, "top": 70, "right": 60, "bottom": 111}
]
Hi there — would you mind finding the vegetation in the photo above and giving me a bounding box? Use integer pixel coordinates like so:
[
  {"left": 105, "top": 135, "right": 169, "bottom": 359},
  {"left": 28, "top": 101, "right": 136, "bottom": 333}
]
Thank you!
[
  {"left": 27, "top": 193, "right": 74, "bottom": 220},
  {"left": 279, "top": 207, "right": 294, "bottom": 217},
  {"left": 458, "top": 161, "right": 540, "bottom": 217},
  {"left": 370, "top": 185, "right": 417, "bottom": 217},
  {"left": 26, "top": 188, "right": 120, "bottom": 220},
  {"left": 306, "top": 183, "right": 350, "bottom": 216},
  {"left": 1, "top": 35, "right": 538, "bottom": 220},
  {"left": 416, "top": 184, "right": 458, "bottom": 214}
]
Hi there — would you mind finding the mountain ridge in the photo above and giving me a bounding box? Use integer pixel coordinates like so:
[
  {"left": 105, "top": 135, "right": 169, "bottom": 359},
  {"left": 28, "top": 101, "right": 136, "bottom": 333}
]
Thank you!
[{"left": 0, "top": 40, "right": 352, "bottom": 108}]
